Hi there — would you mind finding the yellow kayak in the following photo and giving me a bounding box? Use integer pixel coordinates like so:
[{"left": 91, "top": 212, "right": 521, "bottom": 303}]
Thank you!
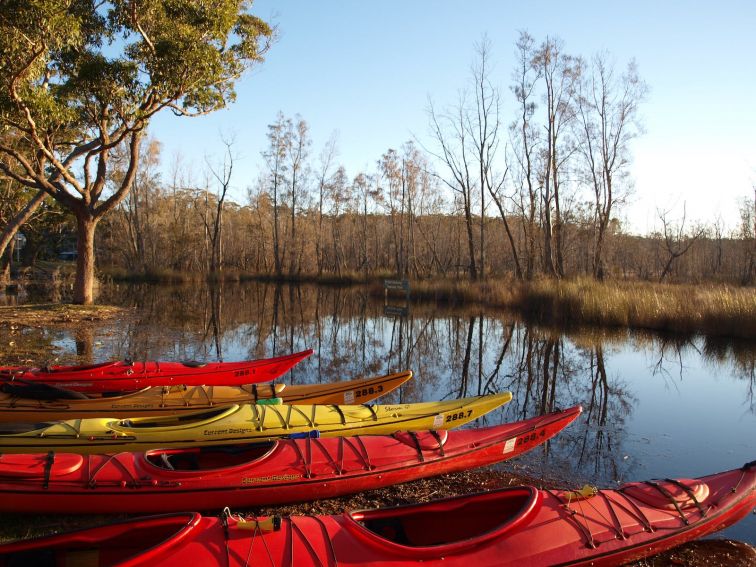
[
  {"left": 0, "top": 392, "right": 512, "bottom": 454},
  {"left": 0, "top": 372, "right": 413, "bottom": 422}
]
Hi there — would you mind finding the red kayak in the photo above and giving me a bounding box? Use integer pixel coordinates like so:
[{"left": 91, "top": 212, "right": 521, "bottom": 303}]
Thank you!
[
  {"left": 0, "top": 406, "right": 581, "bottom": 514},
  {"left": 0, "top": 461, "right": 753, "bottom": 567},
  {"left": 0, "top": 350, "right": 313, "bottom": 393}
]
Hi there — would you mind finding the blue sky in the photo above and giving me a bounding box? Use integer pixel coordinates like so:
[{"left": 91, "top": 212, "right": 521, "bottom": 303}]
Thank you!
[{"left": 150, "top": 1, "right": 756, "bottom": 234}]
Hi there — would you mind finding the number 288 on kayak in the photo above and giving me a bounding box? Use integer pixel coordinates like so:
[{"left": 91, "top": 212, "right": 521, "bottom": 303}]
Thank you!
[{"left": 503, "top": 428, "right": 547, "bottom": 454}]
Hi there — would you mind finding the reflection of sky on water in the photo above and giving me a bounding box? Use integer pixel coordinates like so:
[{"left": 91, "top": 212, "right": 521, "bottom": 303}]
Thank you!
[{"left": 33, "top": 283, "right": 756, "bottom": 543}]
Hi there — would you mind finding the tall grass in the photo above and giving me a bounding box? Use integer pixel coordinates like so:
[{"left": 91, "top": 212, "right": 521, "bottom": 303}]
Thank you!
[
  {"left": 380, "top": 278, "right": 756, "bottom": 339},
  {"left": 519, "top": 279, "right": 756, "bottom": 338}
]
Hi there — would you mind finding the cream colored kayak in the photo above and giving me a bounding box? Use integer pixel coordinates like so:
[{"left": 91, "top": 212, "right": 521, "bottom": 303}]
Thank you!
[
  {"left": 0, "top": 392, "right": 512, "bottom": 454},
  {"left": 0, "top": 371, "right": 413, "bottom": 421}
]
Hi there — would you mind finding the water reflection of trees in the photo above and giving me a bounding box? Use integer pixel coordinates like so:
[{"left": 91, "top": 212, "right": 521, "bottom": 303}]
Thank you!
[{"left": 96, "top": 282, "right": 755, "bottom": 480}]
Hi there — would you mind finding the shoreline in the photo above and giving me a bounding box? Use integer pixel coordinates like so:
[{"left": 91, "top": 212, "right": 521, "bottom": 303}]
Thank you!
[{"left": 96, "top": 270, "right": 756, "bottom": 340}]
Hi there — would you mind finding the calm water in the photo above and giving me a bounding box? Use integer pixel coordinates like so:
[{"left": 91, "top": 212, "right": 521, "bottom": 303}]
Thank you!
[{"left": 5, "top": 282, "right": 756, "bottom": 543}]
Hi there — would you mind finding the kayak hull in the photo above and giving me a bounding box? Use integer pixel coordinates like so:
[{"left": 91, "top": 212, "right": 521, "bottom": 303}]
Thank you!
[
  {"left": 0, "top": 392, "right": 512, "bottom": 453},
  {"left": 0, "top": 461, "right": 753, "bottom": 566},
  {"left": 0, "top": 371, "right": 412, "bottom": 421},
  {"left": 0, "top": 406, "right": 581, "bottom": 514},
  {"left": 0, "top": 350, "right": 313, "bottom": 393}
]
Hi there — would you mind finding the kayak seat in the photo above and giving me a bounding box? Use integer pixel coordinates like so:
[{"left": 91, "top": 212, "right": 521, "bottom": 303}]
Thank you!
[
  {"left": 145, "top": 443, "right": 276, "bottom": 471},
  {"left": 363, "top": 518, "right": 411, "bottom": 546},
  {"left": 620, "top": 479, "right": 709, "bottom": 511}
]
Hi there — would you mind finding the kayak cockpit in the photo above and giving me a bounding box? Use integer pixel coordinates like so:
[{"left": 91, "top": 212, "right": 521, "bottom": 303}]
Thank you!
[
  {"left": 0, "top": 513, "right": 199, "bottom": 567},
  {"left": 144, "top": 442, "right": 278, "bottom": 472},
  {"left": 38, "top": 361, "right": 124, "bottom": 375},
  {"left": 346, "top": 486, "right": 540, "bottom": 555},
  {"left": 0, "top": 422, "right": 56, "bottom": 435},
  {"left": 115, "top": 405, "right": 239, "bottom": 430}
]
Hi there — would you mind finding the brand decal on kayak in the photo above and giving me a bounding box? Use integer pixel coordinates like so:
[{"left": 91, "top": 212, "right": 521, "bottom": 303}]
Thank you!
[
  {"left": 242, "top": 474, "right": 300, "bottom": 484},
  {"left": 203, "top": 428, "right": 255, "bottom": 436}
]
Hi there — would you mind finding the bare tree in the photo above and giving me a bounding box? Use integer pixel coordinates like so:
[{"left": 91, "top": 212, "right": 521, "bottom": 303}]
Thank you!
[
  {"left": 427, "top": 95, "right": 478, "bottom": 280},
  {"left": 263, "top": 113, "right": 290, "bottom": 277},
  {"left": 509, "top": 31, "right": 541, "bottom": 279},
  {"left": 576, "top": 53, "right": 647, "bottom": 279},
  {"left": 469, "top": 37, "right": 522, "bottom": 279},
  {"left": 534, "top": 36, "right": 580, "bottom": 278},
  {"left": 205, "top": 137, "right": 236, "bottom": 273},
  {"left": 736, "top": 188, "right": 756, "bottom": 284},
  {"left": 315, "top": 133, "right": 338, "bottom": 275},
  {"left": 657, "top": 204, "right": 705, "bottom": 282},
  {"left": 286, "top": 116, "right": 311, "bottom": 274},
  {"left": 113, "top": 137, "right": 162, "bottom": 272}
]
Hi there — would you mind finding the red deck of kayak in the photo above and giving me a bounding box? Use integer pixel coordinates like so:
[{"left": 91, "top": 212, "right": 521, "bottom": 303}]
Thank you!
[
  {"left": 0, "top": 406, "right": 582, "bottom": 513},
  {"left": 0, "top": 461, "right": 752, "bottom": 566},
  {"left": 0, "top": 349, "right": 313, "bottom": 393}
]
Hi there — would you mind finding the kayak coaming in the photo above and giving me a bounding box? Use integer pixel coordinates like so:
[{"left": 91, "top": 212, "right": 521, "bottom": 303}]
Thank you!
[
  {"left": 0, "top": 462, "right": 752, "bottom": 566},
  {"left": 0, "top": 349, "right": 313, "bottom": 393},
  {"left": 0, "top": 392, "right": 513, "bottom": 453},
  {"left": 0, "top": 371, "right": 413, "bottom": 421},
  {"left": 0, "top": 513, "right": 203, "bottom": 567},
  {"left": 0, "top": 406, "right": 581, "bottom": 513}
]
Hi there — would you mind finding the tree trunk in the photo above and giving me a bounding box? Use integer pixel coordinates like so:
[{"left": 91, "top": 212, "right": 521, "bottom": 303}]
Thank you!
[
  {"left": 0, "top": 240, "right": 14, "bottom": 284},
  {"left": 593, "top": 227, "right": 606, "bottom": 280},
  {"left": 463, "top": 200, "right": 478, "bottom": 280},
  {"left": 0, "top": 189, "right": 46, "bottom": 266},
  {"left": 73, "top": 213, "right": 98, "bottom": 305}
]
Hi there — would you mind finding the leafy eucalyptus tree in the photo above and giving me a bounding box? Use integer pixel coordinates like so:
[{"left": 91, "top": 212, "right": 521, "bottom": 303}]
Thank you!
[{"left": 0, "top": 0, "right": 272, "bottom": 303}]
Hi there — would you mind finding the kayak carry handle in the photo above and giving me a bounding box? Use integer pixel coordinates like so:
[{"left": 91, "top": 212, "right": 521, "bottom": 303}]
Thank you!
[
  {"left": 237, "top": 516, "right": 281, "bottom": 532},
  {"left": 564, "top": 485, "right": 598, "bottom": 502}
]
